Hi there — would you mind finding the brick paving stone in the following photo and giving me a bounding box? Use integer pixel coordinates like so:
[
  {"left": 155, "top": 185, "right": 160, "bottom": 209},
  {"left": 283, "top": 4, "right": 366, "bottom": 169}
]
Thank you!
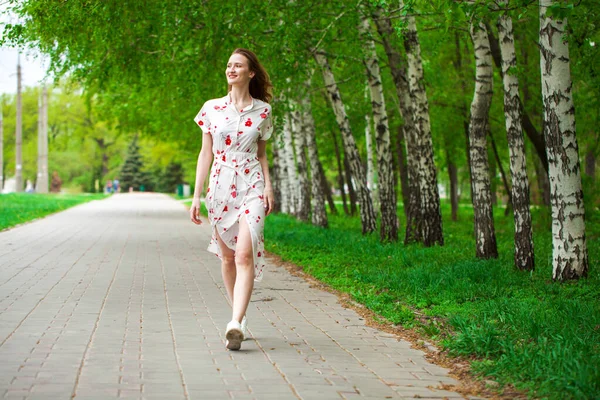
[{"left": 0, "top": 193, "right": 478, "bottom": 400}]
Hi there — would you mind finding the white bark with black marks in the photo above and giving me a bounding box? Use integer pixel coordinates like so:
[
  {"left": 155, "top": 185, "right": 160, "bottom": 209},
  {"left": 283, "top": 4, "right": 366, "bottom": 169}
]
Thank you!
[
  {"left": 371, "top": 7, "right": 414, "bottom": 221},
  {"left": 359, "top": 13, "right": 398, "bottom": 241},
  {"left": 497, "top": 5, "right": 534, "bottom": 270},
  {"left": 469, "top": 22, "right": 498, "bottom": 259},
  {"left": 315, "top": 51, "right": 377, "bottom": 234},
  {"left": 400, "top": 5, "right": 444, "bottom": 246},
  {"left": 275, "top": 123, "right": 291, "bottom": 214},
  {"left": 283, "top": 114, "right": 298, "bottom": 215},
  {"left": 291, "top": 106, "right": 310, "bottom": 221},
  {"left": 300, "top": 90, "right": 328, "bottom": 228},
  {"left": 540, "top": 0, "right": 588, "bottom": 280}
]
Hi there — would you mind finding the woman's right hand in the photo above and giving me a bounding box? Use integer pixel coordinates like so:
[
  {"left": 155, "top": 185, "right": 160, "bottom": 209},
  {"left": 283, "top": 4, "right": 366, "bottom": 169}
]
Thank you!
[{"left": 190, "top": 197, "right": 202, "bottom": 225}]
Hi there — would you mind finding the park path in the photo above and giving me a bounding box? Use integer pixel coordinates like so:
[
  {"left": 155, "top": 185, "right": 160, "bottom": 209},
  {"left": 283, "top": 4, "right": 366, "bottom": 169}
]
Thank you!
[{"left": 0, "top": 193, "right": 478, "bottom": 400}]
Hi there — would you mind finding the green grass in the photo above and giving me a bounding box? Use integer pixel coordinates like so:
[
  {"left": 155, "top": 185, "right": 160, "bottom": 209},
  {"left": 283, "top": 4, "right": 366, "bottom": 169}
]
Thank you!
[
  {"left": 264, "top": 203, "right": 600, "bottom": 399},
  {"left": 0, "top": 193, "right": 108, "bottom": 231}
]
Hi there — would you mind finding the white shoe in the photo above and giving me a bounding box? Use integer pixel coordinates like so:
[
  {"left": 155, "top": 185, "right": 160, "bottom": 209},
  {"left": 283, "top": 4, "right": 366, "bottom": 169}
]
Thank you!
[
  {"left": 225, "top": 320, "right": 243, "bottom": 350},
  {"left": 241, "top": 316, "right": 248, "bottom": 341}
]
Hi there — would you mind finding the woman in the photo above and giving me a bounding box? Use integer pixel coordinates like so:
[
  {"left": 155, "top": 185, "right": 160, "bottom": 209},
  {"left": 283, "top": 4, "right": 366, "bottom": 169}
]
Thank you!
[{"left": 190, "top": 48, "right": 274, "bottom": 351}]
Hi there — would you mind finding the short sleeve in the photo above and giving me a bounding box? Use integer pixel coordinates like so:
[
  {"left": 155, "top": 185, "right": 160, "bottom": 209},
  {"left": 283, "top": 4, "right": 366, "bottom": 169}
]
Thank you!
[
  {"left": 193, "top": 102, "right": 211, "bottom": 134},
  {"left": 258, "top": 106, "right": 273, "bottom": 141}
]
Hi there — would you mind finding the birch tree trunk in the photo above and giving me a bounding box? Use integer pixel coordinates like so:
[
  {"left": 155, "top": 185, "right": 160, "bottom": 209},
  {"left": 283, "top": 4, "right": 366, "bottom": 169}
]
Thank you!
[
  {"left": 396, "top": 125, "right": 410, "bottom": 218},
  {"left": 332, "top": 128, "right": 349, "bottom": 214},
  {"left": 270, "top": 138, "right": 282, "bottom": 214},
  {"left": 283, "top": 114, "right": 298, "bottom": 215},
  {"left": 343, "top": 154, "right": 358, "bottom": 216},
  {"left": 315, "top": 51, "right": 377, "bottom": 234},
  {"left": 469, "top": 22, "right": 498, "bottom": 259},
  {"left": 360, "top": 14, "right": 398, "bottom": 241},
  {"left": 400, "top": 5, "right": 444, "bottom": 246},
  {"left": 540, "top": 0, "right": 588, "bottom": 280},
  {"left": 301, "top": 91, "right": 328, "bottom": 228},
  {"left": 275, "top": 127, "right": 291, "bottom": 214},
  {"left": 291, "top": 107, "right": 310, "bottom": 221},
  {"left": 319, "top": 162, "right": 337, "bottom": 215},
  {"left": 497, "top": 6, "right": 534, "bottom": 270},
  {"left": 371, "top": 6, "right": 418, "bottom": 237},
  {"left": 445, "top": 140, "right": 459, "bottom": 221},
  {"left": 365, "top": 114, "right": 377, "bottom": 210}
]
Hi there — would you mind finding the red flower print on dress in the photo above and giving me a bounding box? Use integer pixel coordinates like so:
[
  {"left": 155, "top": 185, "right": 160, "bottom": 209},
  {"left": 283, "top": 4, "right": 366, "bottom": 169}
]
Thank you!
[
  {"left": 244, "top": 169, "right": 250, "bottom": 174},
  {"left": 223, "top": 206, "right": 228, "bottom": 211},
  {"left": 222, "top": 155, "right": 226, "bottom": 162},
  {"left": 245, "top": 118, "right": 253, "bottom": 127},
  {"left": 245, "top": 209, "right": 250, "bottom": 214},
  {"left": 257, "top": 252, "right": 262, "bottom": 257},
  {"left": 198, "top": 120, "right": 204, "bottom": 126},
  {"left": 231, "top": 191, "right": 237, "bottom": 198},
  {"left": 238, "top": 131, "right": 243, "bottom": 136},
  {"left": 214, "top": 105, "right": 220, "bottom": 110},
  {"left": 260, "top": 113, "right": 267, "bottom": 119},
  {"left": 225, "top": 135, "right": 232, "bottom": 146}
]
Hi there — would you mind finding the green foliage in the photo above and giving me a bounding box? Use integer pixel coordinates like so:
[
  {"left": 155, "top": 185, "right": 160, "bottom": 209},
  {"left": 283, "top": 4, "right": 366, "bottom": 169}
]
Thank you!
[
  {"left": 264, "top": 203, "right": 600, "bottom": 399},
  {"left": 0, "top": 193, "right": 107, "bottom": 230}
]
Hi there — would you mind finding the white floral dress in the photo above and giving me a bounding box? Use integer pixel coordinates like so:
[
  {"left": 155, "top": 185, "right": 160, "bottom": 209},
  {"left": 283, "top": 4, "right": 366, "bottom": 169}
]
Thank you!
[{"left": 194, "top": 94, "right": 273, "bottom": 282}]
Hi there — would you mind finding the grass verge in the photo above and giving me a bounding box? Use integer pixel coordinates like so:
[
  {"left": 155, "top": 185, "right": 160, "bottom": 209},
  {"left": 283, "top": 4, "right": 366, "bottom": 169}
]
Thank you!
[
  {"left": 0, "top": 193, "right": 108, "bottom": 231},
  {"left": 264, "top": 203, "right": 600, "bottom": 399}
]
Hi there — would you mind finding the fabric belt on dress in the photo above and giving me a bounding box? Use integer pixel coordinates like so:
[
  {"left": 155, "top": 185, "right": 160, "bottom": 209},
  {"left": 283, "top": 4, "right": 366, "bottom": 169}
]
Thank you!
[{"left": 213, "top": 152, "right": 261, "bottom": 188}]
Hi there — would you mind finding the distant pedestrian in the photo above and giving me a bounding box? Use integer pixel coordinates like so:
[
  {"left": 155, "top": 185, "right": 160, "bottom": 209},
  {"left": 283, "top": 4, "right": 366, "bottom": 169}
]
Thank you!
[
  {"left": 50, "top": 171, "right": 62, "bottom": 193},
  {"left": 113, "top": 178, "right": 120, "bottom": 193},
  {"left": 105, "top": 180, "right": 113, "bottom": 194},
  {"left": 190, "top": 48, "right": 274, "bottom": 351}
]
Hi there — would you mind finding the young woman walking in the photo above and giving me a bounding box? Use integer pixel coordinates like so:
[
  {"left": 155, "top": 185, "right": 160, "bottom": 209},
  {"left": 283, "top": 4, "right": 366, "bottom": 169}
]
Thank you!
[{"left": 190, "top": 48, "right": 274, "bottom": 351}]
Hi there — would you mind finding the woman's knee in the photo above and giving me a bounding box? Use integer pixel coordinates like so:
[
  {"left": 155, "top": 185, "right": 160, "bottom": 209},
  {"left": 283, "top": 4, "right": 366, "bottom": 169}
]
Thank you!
[
  {"left": 234, "top": 249, "right": 253, "bottom": 268},
  {"left": 221, "top": 252, "right": 235, "bottom": 266}
]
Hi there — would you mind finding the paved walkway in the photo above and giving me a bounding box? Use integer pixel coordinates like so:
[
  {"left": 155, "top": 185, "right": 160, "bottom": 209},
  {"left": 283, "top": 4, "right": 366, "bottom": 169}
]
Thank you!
[{"left": 0, "top": 193, "right": 476, "bottom": 400}]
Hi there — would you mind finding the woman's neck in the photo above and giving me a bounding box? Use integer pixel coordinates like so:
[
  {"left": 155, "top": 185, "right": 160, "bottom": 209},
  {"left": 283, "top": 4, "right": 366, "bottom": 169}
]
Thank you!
[{"left": 229, "top": 85, "right": 252, "bottom": 106}]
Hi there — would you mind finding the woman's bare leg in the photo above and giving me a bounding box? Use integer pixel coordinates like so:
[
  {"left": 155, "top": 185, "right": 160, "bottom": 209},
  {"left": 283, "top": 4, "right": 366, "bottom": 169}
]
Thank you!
[
  {"left": 214, "top": 232, "right": 236, "bottom": 306},
  {"left": 231, "top": 216, "right": 254, "bottom": 323}
]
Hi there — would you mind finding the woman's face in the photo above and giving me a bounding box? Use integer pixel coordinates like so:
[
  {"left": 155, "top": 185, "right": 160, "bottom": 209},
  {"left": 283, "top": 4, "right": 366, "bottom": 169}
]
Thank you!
[{"left": 226, "top": 53, "right": 255, "bottom": 87}]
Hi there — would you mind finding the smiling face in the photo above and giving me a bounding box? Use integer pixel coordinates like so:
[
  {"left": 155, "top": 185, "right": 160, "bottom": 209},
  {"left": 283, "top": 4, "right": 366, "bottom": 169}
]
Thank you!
[{"left": 226, "top": 53, "right": 255, "bottom": 87}]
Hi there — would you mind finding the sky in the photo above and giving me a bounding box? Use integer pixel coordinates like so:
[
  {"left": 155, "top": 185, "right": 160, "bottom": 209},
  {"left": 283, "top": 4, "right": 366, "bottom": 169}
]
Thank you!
[{"left": 0, "top": 2, "right": 49, "bottom": 95}]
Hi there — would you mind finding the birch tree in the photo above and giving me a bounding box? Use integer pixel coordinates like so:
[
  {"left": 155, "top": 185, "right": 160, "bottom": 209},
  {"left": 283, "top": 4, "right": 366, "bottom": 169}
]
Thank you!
[
  {"left": 540, "top": 0, "right": 588, "bottom": 280},
  {"left": 398, "top": 2, "right": 444, "bottom": 246},
  {"left": 371, "top": 5, "right": 418, "bottom": 233},
  {"left": 314, "top": 51, "right": 377, "bottom": 234},
  {"left": 365, "top": 113, "right": 377, "bottom": 211},
  {"left": 282, "top": 114, "right": 298, "bottom": 215},
  {"left": 468, "top": 21, "right": 498, "bottom": 259},
  {"left": 300, "top": 89, "right": 328, "bottom": 228},
  {"left": 359, "top": 13, "right": 398, "bottom": 241},
  {"left": 275, "top": 128, "right": 292, "bottom": 214},
  {"left": 270, "top": 139, "right": 282, "bottom": 214},
  {"left": 291, "top": 106, "right": 310, "bottom": 221},
  {"left": 497, "top": 2, "right": 534, "bottom": 270}
]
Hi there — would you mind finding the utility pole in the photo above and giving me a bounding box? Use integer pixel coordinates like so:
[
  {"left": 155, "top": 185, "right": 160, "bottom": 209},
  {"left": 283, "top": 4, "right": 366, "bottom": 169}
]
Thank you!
[
  {"left": 15, "top": 54, "right": 23, "bottom": 192},
  {"left": 35, "top": 85, "right": 48, "bottom": 193},
  {"left": 0, "top": 102, "right": 4, "bottom": 193},
  {"left": 36, "top": 85, "right": 49, "bottom": 193},
  {"left": 37, "top": 89, "right": 42, "bottom": 191},
  {"left": 41, "top": 86, "right": 49, "bottom": 193}
]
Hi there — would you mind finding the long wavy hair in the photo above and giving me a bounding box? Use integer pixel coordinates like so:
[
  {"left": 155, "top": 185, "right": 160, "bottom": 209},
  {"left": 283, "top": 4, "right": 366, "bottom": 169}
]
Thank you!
[{"left": 228, "top": 48, "right": 273, "bottom": 103}]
